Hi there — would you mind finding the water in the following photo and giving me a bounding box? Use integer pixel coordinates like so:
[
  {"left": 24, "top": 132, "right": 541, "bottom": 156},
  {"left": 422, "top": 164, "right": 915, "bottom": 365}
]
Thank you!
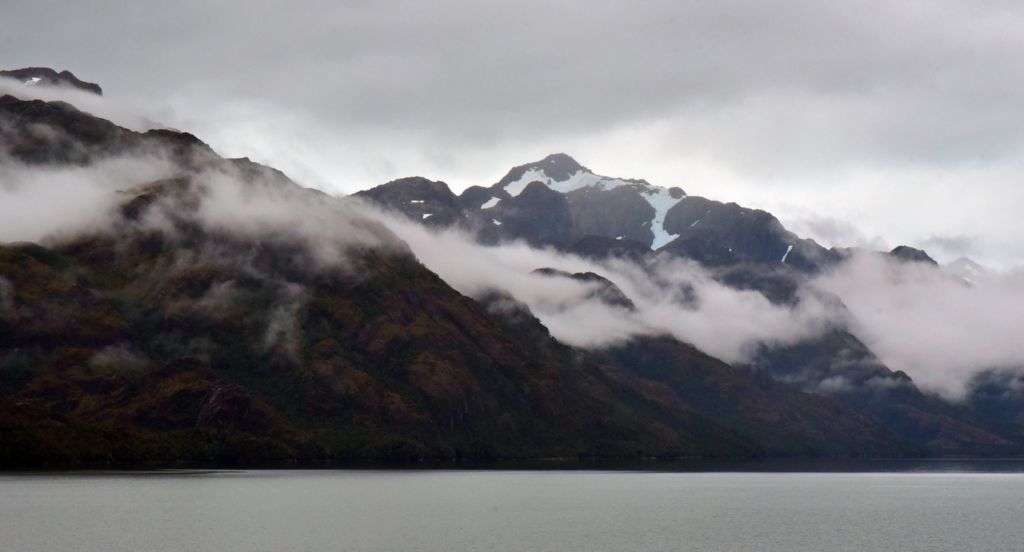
[{"left": 2, "top": 468, "right": 1023, "bottom": 551}]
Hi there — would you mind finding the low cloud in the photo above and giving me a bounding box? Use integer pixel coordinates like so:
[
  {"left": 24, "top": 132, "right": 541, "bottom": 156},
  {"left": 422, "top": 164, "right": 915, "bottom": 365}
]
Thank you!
[
  {"left": 190, "top": 169, "right": 405, "bottom": 264},
  {"left": 813, "top": 252, "right": 1024, "bottom": 398},
  {"left": 388, "top": 214, "right": 1024, "bottom": 399},
  {"left": 386, "top": 216, "right": 837, "bottom": 359},
  {"left": 0, "top": 154, "right": 176, "bottom": 243},
  {"left": 0, "top": 76, "right": 161, "bottom": 132},
  {"left": 921, "top": 234, "right": 976, "bottom": 259},
  {"left": 786, "top": 213, "right": 889, "bottom": 251},
  {"left": 3, "top": 136, "right": 1023, "bottom": 402}
]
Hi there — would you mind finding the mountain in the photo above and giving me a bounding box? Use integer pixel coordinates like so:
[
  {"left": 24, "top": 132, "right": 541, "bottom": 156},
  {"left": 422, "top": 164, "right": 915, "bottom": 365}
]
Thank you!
[
  {"left": 0, "top": 93, "right": 213, "bottom": 165},
  {"left": 0, "top": 94, "right": 730, "bottom": 465},
  {"left": 659, "top": 196, "right": 840, "bottom": 273},
  {"left": 531, "top": 268, "right": 636, "bottom": 310},
  {"left": 752, "top": 331, "right": 1014, "bottom": 454},
  {"left": 944, "top": 257, "right": 991, "bottom": 284},
  {"left": 965, "top": 370, "right": 1024, "bottom": 442},
  {"left": 360, "top": 153, "right": 846, "bottom": 276},
  {"left": 357, "top": 154, "right": 853, "bottom": 365},
  {"left": 2, "top": 69, "right": 1021, "bottom": 466},
  {"left": 484, "top": 153, "right": 688, "bottom": 249},
  {"left": 359, "top": 152, "right": 1024, "bottom": 455},
  {"left": 358, "top": 153, "right": 688, "bottom": 250},
  {"left": 1, "top": 77, "right": 945, "bottom": 467},
  {"left": 593, "top": 336, "right": 918, "bottom": 456},
  {"left": 0, "top": 67, "right": 103, "bottom": 95},
  {"left": 888, "top": 245, "right": 938, "bottom": 266}
]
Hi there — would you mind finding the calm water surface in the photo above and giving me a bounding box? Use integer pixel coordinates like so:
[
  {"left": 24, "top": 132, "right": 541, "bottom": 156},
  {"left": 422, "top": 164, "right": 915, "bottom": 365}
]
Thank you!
[{"left": 2, "top": 468, "right": 1023, "bottom": 551}]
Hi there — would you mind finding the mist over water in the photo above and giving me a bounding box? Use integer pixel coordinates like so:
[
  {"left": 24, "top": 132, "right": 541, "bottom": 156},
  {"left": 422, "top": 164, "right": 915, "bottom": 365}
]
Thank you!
[{"left": 2, "top": 470, "right": 1023, "bottom": 552}]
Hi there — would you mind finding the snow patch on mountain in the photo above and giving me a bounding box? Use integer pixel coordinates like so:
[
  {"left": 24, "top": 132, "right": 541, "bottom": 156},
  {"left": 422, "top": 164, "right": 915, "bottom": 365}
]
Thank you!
[
  {"left": 502, "top": 166, "right": 677, "bottom": 199},
  {"left": 503, "top": 168, "right": 614, "bottom": 196},
  {"left": 642, "top": 188, "right": 684, "bottom": 249},
  {"left": 500, "top": 163, "right": 687, "bottom": 249},
  {"left": 781, "top": 245, "right": 794, "bottom": 263},
  {"left": 481, "top": 197, "right": 501, "bottom": 209}
]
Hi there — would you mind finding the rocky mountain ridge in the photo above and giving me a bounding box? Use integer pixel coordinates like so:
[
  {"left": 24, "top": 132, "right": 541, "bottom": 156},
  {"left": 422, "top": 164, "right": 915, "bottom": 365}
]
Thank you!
[
  {"left": 0, "top": 67, "right": 103, "bottom": 95},
  {"left": 358, "top": 154, "right": 1024, "bottom": 453},
  {"left": 1, "top": 68, "right": 1021, "bottom": 465}
]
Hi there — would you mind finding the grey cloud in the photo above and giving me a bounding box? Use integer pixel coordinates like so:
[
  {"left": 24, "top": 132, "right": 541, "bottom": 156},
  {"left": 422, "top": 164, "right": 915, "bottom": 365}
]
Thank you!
[
  {"left": 921, "top": 234, "right": 976, "bottom": 258},
  {"left": 813, "top": 252, "right": 1024, "bottom": 399},
  {"left": 0, "top": 76, "right": 160, "bottom": 131},
  {"left": 786, "top": 214, "right": 889, "bottom": 251},
  {"left": 386, "top": 215, "right": 839, "bottom": 358},
  {"left": 0, "top": 154, "right": 177, "bottom": 243},
  {"left": 4, "top": 0, "right": 1024, "bottom": 264},
  {"left": 388, "top": 210, "right": 1024, "bottom": 399},
  {"left": 4, "top": 1, "right": 1023, "bottom": 162}
]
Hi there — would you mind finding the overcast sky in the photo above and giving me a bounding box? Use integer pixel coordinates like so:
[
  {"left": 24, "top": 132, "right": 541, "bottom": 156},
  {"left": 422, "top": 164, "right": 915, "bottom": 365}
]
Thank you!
[{"left": 3, "top": 0, "right": 1023, "bottom": 266}]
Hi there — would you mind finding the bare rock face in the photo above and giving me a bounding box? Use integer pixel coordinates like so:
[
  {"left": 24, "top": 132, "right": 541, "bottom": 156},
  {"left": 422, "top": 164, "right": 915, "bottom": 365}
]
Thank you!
[
  {"left": 481, "top": 181, "right": 574, "bottom": 246},
  {"left": 355, "top": 177, "right": 464, "bottom": 227},
  {"left": 563, "top": 235, "right": 653, "bottom": 263},
  {"left": 889, "top": 245, "right": 938, "bottom": 266},
  {"left": 494, "top": 152, "right": 589, "bottom": 188},
  {"left": 566, "top": 186, "right": 655, "bottom": 244},
  {"left": 0, "top": 94, "right": 217, "bottom": 166},
  {"left": 1, "top": 67, "right": 103, "bottom": 95},
  {"left": 662, "top": 196, "right": 840, "bottom": 273},
  {"left": 362, "top": 153, "right": 689, "bottom": 252}
]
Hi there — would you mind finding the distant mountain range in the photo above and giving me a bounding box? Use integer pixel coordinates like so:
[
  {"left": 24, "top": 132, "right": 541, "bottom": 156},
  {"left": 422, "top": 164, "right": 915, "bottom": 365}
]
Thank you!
[{"left": 0, "top": 68, "right": 1020, "bottom": 467}]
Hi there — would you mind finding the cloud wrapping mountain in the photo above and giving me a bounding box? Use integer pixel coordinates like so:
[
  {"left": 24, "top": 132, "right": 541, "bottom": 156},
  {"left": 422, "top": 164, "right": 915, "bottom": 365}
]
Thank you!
[
  {"left": 816, "top": 253, "right": 1024, "bottom": 398},
  {"left": 3, "top": 142, "right": 1024, "bottom": 401},
  {"left": 2, "top": 84, "right": 1024, "bottom": 404}
]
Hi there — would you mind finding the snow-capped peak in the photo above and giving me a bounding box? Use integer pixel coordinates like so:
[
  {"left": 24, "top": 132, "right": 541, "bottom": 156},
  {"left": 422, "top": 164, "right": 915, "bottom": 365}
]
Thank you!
[
  {"left": 497, "top": 154, "right": 687, "bottom": 249},
  {"left": 502, "top": 167, "right": 620, "bottom": 197}
]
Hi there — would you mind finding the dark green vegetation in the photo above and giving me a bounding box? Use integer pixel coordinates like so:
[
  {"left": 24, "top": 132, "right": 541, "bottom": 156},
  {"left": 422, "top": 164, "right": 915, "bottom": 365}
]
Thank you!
[
  {"left": 0, "top": 181, "right": 900, "bottom": 466},
  {"left": 0, "top": 175, "right": 912, "bottom": 466},
  {"left": 1, "top": 78, "right": 1022, "bottom": 467}
]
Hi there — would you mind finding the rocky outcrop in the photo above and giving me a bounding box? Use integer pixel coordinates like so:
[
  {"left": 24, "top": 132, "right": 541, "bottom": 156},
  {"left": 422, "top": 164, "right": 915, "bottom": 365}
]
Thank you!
[
  {"left": 889, "top": 245, "right": 938, "bottom": 266},
  {"left": 0, "top": 94, "right": 216, "bottom": 166},
  {"left": 355, "top": 177, "right": 464, "bottom": 227},
  {"left": 661, "top": 196, "right": 840, "bottom": 273},
  {"left": 1, "top": 67, "right": 103, "bottom": 95}
]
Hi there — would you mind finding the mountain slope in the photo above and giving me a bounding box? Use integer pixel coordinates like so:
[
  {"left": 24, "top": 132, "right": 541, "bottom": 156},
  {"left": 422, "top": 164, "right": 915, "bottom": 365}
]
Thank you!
[
  {"left": 355, "top": 152, "right": 1024, "bottom": 456},
  {"left": 0, "top": 88, "right": 929, "bottom": 466}
]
